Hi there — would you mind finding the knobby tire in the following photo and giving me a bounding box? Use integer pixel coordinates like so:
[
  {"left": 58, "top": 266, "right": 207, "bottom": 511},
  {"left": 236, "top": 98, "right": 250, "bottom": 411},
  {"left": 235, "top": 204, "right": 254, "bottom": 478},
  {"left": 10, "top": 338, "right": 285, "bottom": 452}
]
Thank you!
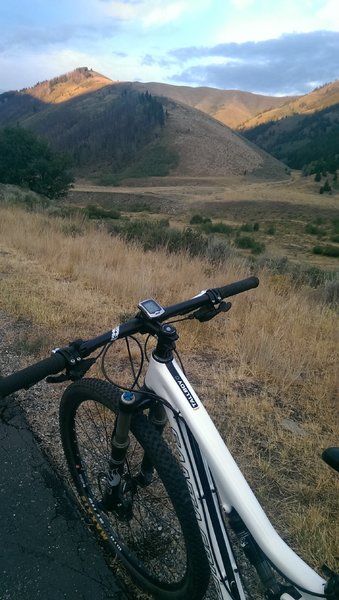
[{"left": 59, "top": 378, "right": 210, "bottom": 600}]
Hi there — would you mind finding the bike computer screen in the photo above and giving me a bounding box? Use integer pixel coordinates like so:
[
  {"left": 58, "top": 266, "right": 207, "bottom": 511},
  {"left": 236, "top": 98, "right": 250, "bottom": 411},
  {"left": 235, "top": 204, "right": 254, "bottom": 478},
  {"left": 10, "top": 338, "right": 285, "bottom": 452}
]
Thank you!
[{"left": 138, "top": 298, "right": 165, "bottom": 319}]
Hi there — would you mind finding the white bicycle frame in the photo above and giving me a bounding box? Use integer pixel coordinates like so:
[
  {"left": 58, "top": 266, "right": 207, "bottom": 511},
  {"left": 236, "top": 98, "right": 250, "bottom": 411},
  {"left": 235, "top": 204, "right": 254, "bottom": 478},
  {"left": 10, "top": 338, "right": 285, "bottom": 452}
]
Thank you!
[{"left": 144, "top": 354, "right": 327, "bottom": 600}]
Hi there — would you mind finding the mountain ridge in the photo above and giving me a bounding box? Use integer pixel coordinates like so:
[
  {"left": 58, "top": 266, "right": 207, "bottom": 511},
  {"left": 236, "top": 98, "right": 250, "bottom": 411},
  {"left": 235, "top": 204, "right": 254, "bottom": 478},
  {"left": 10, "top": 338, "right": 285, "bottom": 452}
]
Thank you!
[
  {"left": 240, "top": 80, "right": 339, "bottom": 173},
  {"left": 131, "top": 81, "right": 296, "bottom": 129},
  {"left": 0, "top": 67, "right": 301, "bottom": 180},
  {"left": 240, "top": 80, "right": 339, "bottom": 129},
  {"left": 2, "top": 67, "right": 297, "bottom": 129}
]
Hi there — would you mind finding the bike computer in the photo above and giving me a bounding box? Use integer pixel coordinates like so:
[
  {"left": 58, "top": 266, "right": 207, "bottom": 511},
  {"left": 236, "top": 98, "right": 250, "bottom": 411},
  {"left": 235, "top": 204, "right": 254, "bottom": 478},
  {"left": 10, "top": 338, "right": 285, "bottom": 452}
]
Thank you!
[{"left": 138, "top": 298, "right": 165, "bottom": 319}]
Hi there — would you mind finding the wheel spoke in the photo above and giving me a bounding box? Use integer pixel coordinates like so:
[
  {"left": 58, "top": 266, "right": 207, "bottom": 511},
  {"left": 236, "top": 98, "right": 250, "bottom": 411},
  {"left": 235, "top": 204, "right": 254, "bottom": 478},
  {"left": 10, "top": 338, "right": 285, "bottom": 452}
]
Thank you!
[
  {"left": 60, "top": 379, "right": 210, "bottom": 599},
  {"left": 73, "top": 399, "right": 187, "bottom": 582}
]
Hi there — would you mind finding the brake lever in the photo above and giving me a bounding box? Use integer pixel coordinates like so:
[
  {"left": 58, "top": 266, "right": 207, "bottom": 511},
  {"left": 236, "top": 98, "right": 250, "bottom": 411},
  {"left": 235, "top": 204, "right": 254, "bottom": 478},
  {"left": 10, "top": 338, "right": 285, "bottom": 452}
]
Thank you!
[
  {"left": 46, "top": 357, "right": 97, "bottom": 384},
  {"left": 192, "top": 301, "right": 232, "bottom": 323}
]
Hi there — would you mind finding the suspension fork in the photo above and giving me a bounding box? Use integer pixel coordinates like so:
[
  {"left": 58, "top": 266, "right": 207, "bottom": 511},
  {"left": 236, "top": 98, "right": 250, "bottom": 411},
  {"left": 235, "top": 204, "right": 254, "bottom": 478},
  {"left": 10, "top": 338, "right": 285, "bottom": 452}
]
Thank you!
[
  {"left": 137, "top": 399, "right": 168, "bottom": 486},
  {"left": 101, "top": 391, "right": 136, "bottom": 517},
  {"left": 102, "top": 392, "right": 169, "bottom": 514}
]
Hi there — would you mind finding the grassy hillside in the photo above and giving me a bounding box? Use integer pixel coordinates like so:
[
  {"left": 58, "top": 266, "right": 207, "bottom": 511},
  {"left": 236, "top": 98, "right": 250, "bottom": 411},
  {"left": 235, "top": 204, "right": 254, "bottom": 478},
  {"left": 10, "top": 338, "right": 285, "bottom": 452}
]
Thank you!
[
  {"left": 0, "top": 68, "right": 289, "bottom": 181},
  {"left": 133, "top": 81, "right": 295, "bottom": 129},
  {"left": 241, "top": 81, "right": 339, "bottom": 173},
  {"left": 19, "top": 67, "right": 113, "bottom": 103},
  {"left": 241, "top": 80, "right": 339, "bottom": 129},
  {"left": 0, "top": 69, "right": 172, "bottom": 178},
  {"left": 0, "top": 191, "right": 337, "bottom": 592},
  {"left": 242, "top": 102, "right": 339, "bottom": 173}
]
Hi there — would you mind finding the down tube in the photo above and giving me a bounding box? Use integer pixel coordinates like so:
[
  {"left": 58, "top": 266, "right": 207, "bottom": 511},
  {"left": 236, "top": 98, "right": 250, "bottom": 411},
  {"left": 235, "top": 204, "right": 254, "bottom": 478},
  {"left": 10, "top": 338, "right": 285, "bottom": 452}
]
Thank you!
[
  {"left": 168, "top": 406, "right": 245, "bottom": 600},
  {"left": 144, "top": 356, "right": 326, "bottom": 600}
]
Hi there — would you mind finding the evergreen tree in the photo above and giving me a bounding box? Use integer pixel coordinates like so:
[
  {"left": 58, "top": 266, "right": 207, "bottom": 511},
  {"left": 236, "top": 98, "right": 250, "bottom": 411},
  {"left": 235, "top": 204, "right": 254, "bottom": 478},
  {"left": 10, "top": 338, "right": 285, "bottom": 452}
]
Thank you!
[
  {"left": 0, "top": 126, "right": 73, "bottom": 198},
  {"left": 323, "top": 179, "right": 332, "bottom": 192}
]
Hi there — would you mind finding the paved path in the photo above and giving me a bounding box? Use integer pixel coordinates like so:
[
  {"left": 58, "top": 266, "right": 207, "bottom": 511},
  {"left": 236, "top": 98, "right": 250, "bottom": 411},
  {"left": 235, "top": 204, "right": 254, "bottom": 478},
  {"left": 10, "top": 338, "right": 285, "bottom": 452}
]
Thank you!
[{"left": 0, "top": 395, "right": 131, "bottom": 600}]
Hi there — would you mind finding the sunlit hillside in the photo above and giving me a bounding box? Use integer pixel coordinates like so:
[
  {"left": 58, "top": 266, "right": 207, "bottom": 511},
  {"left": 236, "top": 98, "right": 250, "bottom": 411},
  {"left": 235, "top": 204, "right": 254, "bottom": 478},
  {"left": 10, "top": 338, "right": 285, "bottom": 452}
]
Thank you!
[
  {"left": 0, "top": 68, "right": 288, "bottom": 180},
  {"left": 241, "top": 80, "right": 339, "bottom": 128},
  {"left": 15, "top": 67, "right": 113, "bottom": 103},
  {"left": 132, "top": 81, "right": 295, "bottom": 129}
]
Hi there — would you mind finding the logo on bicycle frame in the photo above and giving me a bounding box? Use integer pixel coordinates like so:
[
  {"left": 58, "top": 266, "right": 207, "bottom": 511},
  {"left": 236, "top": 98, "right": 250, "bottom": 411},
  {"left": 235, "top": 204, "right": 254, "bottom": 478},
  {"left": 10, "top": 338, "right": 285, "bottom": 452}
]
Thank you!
[
  {"left": 173, "top": 374, "right": 199, "bottom": 409},
  {"left": 111, "top": 327, "right": 120, "bottom": 341}
]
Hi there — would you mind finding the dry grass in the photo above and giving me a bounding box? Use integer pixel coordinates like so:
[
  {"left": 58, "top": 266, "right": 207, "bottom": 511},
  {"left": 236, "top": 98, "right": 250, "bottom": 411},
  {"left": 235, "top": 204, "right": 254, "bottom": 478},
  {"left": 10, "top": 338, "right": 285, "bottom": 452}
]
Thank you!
[
  {"left": 70, "top": 172, "right": 339, "bottom": 270},
  {"left": 0, "top": 203, "right": 338, "bottom": 578}
]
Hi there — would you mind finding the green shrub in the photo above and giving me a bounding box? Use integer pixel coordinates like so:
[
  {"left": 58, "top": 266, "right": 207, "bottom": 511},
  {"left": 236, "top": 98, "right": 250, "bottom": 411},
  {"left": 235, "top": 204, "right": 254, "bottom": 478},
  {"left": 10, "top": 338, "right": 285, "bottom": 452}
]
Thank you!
[
  {"left": 332, "top": 218, "right": 339, "bottom": 234},
  {"left": 320, "top": 179, "right": 332, "bottom": 194},
  {"left": 111, "top": 219, "right": 207, "bottom": 257},
  {"left": 206, "top": 239, "right": 235, "bottom": 264},
  {"left": 251, "top": 242, "right": 266, "bottom": 254},
  {"left": 201, "top": 222, "right": 234, "bottom": 235},
  {"left": 190, "top": 214, "right": 211, "bottom": 225},
  {"left": 0, "top": 184, "right": 50, "bottom": 211},
  {"left": 234, "top": 236, "right": 265, "bottom": 254},
  {"left": 84, "top": 204, "right": 120, "bottom": 220},
  {"left": 266, "top": 225, "right": 276, "bottom": 235},
  {"left": 168, "top": 227, "right": 207, "bottom": 256},
  {"left": 313, "top": 245, "right": 339, "bottom": 257},
  {"left": 305, "top": 223, "right": 325, "bottom": 236},
  {"left": 314, "top": 217, "right": 324, "bottom": 225},
  {"left": 240, "top": 222, "right": 260, "bottom": 232},
  {"left": 257, "top": 256, "right": 289, "bottom": 273}
]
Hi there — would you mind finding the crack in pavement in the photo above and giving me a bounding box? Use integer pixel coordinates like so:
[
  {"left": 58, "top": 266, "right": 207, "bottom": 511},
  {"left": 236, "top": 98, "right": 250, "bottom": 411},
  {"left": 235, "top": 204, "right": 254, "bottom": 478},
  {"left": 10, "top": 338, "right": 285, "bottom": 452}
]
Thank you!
[{"left": 0, "top": 394, "right": 131, "bottom": 600}]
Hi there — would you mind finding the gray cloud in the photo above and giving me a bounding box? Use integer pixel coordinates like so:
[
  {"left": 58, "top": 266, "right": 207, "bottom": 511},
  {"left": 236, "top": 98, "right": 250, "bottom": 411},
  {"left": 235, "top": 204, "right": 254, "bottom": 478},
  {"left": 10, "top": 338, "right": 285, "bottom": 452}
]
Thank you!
[
  {"left": 141, "top": 53, "right": 175, "bottom": 68},
  {"left": 169, "top": 31, "right": 339, "bottom": 95},
  {"left": 112, "top": 51, "right": 128, "bottom": 57},
  {"left": 0, "top": 23, "right": 121, "bottom": 54},
  {"left": 142, "top": 54, "right": 158, "bottom": 66}
]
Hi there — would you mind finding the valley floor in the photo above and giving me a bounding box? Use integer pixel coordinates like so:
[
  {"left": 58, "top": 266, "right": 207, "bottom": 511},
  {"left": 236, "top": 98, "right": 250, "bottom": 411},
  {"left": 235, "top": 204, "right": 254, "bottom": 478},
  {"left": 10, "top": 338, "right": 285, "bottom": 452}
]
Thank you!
[{"left": 70, "top": 172, "right": 339, "bottom": 270}]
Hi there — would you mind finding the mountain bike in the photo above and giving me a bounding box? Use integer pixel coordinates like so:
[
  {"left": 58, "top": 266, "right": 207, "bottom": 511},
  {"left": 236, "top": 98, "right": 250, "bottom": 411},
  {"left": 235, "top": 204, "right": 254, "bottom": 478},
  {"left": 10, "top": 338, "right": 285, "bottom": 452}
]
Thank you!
[{"left": 0, "top": 276, "right": 338, "bottom": 600}]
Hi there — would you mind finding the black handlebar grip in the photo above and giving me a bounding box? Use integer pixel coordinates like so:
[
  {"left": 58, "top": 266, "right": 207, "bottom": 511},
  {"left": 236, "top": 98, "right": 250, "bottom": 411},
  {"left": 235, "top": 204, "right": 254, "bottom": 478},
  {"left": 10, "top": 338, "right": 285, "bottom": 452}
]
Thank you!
[
  {"left": 0, "top": 353, "right": 66, "bottom": 398},
  {"left": 216, "top": 276, "right": 259, "bottom": 299}
]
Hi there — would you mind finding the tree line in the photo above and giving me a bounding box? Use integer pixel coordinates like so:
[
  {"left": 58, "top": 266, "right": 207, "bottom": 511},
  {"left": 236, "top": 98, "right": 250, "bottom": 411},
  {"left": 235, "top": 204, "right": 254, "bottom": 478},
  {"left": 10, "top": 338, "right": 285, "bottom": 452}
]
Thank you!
[
  {"left": 31, "top": 88, "right": 166, "bottom": 172},
  {"left": 0, "top": 88, "right": 167, "bottom": 197},
  {"left": 0, "top": 127, "right": 73, "bottom": 198},
  {"left": 242, "top": 103, "right": 339, "bottom": 176}
]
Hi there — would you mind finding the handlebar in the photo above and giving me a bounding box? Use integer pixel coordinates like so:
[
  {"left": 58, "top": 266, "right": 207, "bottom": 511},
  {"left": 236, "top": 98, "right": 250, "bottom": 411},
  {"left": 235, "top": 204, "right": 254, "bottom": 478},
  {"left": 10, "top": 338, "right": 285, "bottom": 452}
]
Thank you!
[
  {"left": 0, "top": 353, "right": 67, "bottom": 398},
  {"left": 0, "top": 276, "right": 259, "bottom": 398}
]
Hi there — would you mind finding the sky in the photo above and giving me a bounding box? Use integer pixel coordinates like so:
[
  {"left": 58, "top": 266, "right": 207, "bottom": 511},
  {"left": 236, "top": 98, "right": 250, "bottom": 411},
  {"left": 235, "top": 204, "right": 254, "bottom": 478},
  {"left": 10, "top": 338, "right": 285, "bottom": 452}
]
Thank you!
[{"left": 1, "top": 0, "right": 339, "bottom": 97}]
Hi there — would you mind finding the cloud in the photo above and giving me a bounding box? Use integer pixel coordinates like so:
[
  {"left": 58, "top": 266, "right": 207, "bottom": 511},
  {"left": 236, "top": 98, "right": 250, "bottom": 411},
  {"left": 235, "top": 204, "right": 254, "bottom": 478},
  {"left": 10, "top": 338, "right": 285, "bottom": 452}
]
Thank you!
[
  {"left": 0, "top": 23, "right": 121, "bottom": 53},
  {"left": 141, "top": 54, "right": 158, "bottom": 66},
  {"left": 169, "top": 31, "right": 339, "bottom": 94},
  {"left": 230, "top": 0, "right": 256, "bottom": 8},
  {"left": 0, "top": 48, "right": 97, "bottom": 91},
  {"left": 102, "top": 0, "right": 188, "bottom": 26},
  {"left": 112, "top": 51, "right": 128, "bottom": 57}
]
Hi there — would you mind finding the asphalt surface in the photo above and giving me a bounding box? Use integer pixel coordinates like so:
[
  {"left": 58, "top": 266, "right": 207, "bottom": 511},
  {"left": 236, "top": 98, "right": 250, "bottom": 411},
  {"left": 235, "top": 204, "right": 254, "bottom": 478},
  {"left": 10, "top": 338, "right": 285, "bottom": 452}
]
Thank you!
[{"left": 0, "top": 394, "right": 131, "bottom": 600}]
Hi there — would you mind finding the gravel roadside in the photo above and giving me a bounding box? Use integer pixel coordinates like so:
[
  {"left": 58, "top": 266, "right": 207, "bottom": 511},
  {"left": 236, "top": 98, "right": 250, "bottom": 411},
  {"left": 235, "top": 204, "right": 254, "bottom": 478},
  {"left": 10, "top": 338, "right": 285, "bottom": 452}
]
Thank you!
[{"left": 0, "top": 310, "right": 131, "bottom": 600}]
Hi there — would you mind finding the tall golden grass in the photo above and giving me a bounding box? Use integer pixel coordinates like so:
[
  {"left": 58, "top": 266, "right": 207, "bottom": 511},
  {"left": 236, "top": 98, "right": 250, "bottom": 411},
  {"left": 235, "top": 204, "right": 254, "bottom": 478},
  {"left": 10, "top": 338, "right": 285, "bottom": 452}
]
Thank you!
[{"left": 0, "top": 203, "right": 338, "bottom": 575}]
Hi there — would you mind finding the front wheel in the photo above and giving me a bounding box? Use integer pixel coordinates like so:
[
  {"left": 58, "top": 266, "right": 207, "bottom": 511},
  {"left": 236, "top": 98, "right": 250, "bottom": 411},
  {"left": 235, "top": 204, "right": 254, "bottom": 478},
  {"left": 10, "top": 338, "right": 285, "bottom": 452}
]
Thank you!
[{"left": 59, "top": 378, "right": 210, "bottom": 600}]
